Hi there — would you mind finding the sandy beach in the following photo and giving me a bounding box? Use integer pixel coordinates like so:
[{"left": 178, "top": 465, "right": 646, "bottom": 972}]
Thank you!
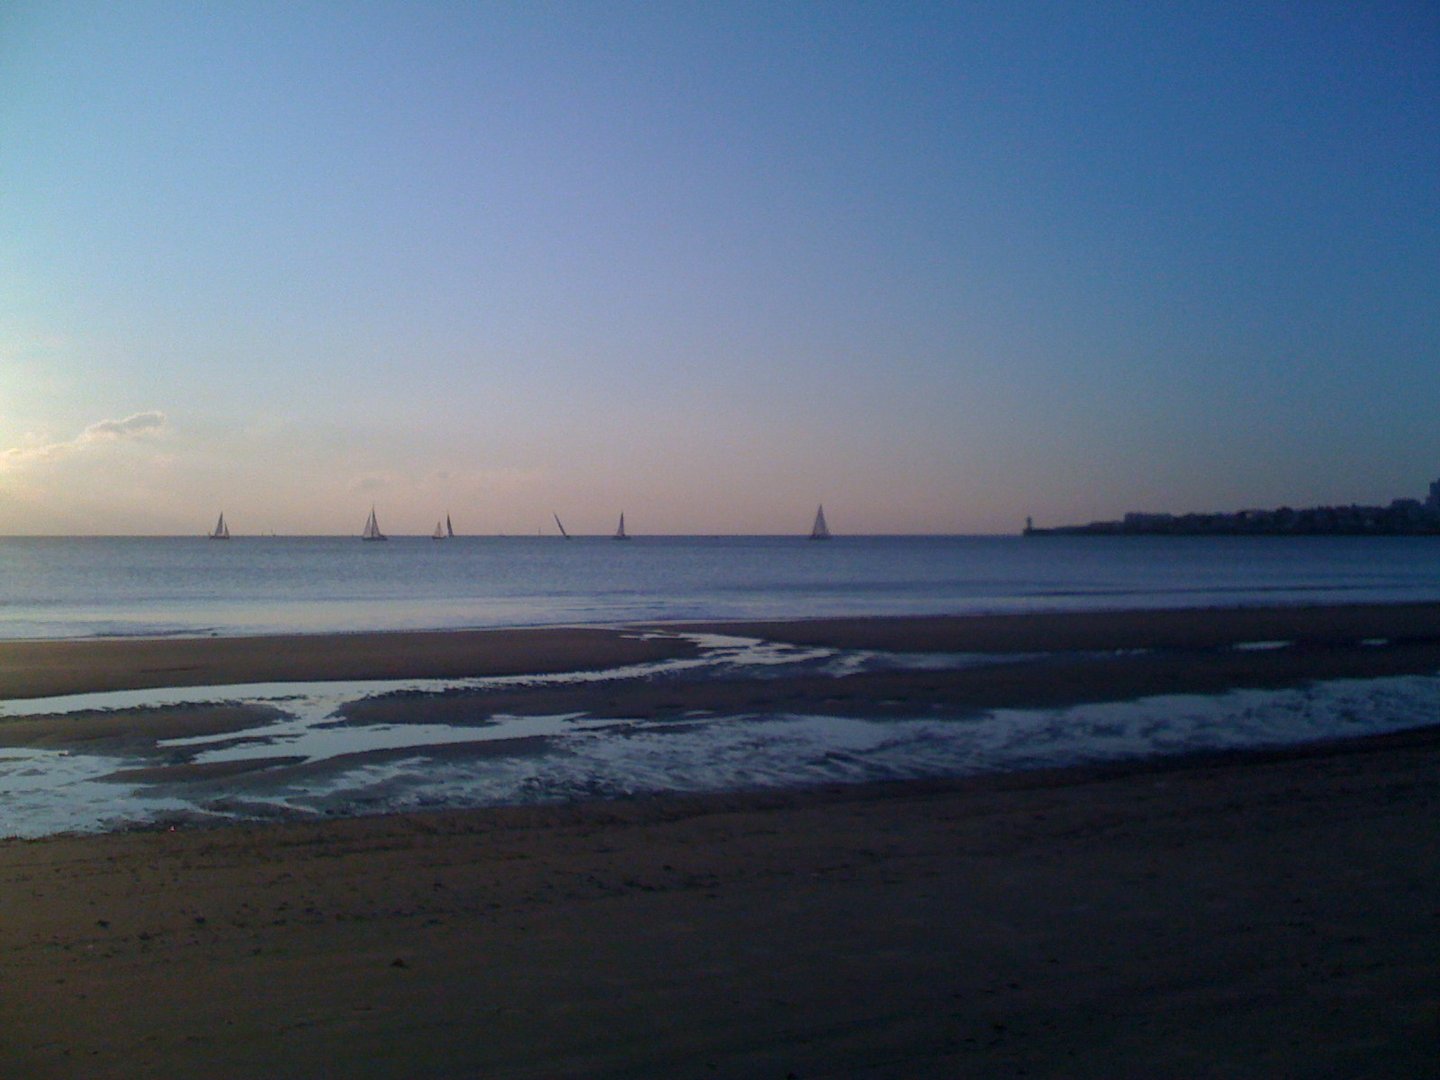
[{"left": 4, "top": 604, "right": 1440, "bottom": 1076}]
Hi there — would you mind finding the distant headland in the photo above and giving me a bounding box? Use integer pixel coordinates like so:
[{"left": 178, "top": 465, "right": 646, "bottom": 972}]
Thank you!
[{"left": 1024, "top": 478, "right": 1440, "bottom": 536}]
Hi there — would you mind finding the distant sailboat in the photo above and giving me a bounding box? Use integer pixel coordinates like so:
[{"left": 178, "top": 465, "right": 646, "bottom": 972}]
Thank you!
[
  {"left": 553, "top": 513, "right": 570, "bottom": 539},
  {"left": 431, "top": 520, "right": 446, "bottom": 540},
  {"left": 361, "top": 506, "right": 387, "bottom": 542},
  {"left": 209, "top": 512, "right": 230, "bottom": 540},
  {"left": 446, "top": 514, "right": 455, "bottom": 538},
  {"left": 809, "top": 504, "right": 831, "bottom": 540},
  {"left": 613, "top": 512, "right": 630, "bottom": 540}
]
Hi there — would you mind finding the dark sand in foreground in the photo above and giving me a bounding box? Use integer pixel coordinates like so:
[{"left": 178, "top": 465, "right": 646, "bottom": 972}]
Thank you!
[{"left": 3, "top": 605, "right": 1440, "bottom": 1077}]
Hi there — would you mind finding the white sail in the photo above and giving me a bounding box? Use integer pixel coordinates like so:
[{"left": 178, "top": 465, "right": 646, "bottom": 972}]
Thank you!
[
  {"left": 209, "top": 512, "right": 229, "bottom": 540},
  {"left": 432, "top": 520, "right": 445, "bottom": 540},
  {"left": 809, "top": 504, "right": 831, "bottom": 540},
  {"left": 361, "top": 506, "right": 387, "bottom": 541},
  {"left": 613, "top": 512, "right": 630, "bottom": 540}
]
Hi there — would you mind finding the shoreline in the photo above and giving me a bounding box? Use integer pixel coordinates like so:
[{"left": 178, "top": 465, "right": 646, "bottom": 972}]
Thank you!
[
  {"left": 5, "top": 600, "right": 1440, "bottom": 701},
  {"left": 2, "top": 598, "right": 1440, "bottom": 836}
]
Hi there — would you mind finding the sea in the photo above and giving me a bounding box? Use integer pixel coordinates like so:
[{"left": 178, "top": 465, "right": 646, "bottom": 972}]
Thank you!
[
  {"left": 5, "top": 533, "right": 1440, "bottom": 639},
  {"left": 4, "top": 534, "right": 1440, "bottom": 837}
]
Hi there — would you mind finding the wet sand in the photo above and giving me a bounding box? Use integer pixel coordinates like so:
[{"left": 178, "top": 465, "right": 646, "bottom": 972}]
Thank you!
[
  {"left": 4, "top": 604, "right": 1440, "bottom": 1076},
  {"left": 0, "top": 626, "right": 697, "bottom": 700},
  {"left": 5, "top": 602, "right": 1440, "bottom": 705},
  {"left": 674, "top": 601, "right": 1440, "bottom": 653}
]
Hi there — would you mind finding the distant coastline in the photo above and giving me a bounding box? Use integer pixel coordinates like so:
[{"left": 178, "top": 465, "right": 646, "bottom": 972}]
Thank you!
[{"left": 1025, "top": 478, "right": 1440, "bottom": 536}]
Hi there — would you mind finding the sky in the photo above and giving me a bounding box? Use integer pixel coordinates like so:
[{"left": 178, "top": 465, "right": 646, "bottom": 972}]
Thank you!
[{"left": 1, "top": 2, "right": 1437, "bottom": 536}]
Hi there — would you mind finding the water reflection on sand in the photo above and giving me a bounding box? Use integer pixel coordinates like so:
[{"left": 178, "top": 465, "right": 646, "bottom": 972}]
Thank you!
[{"left": 3, "top": 633, "right": 1439, "bottom": 838}]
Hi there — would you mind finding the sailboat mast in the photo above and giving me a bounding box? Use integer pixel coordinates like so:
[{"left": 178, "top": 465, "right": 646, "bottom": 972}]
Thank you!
[
  {"left": 810, "top": 504, "right": 831, "bottom": 540},
  {"left": 362, "top": 506, "right": 387, "bottom": 541}
]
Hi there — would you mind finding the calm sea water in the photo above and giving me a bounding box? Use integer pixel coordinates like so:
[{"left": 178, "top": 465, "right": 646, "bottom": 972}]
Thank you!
[{"left": 4, "top": 534, "right": 1440, "bottom": 640}]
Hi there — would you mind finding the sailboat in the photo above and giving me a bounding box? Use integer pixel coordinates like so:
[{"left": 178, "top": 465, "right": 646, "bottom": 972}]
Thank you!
[
  {"left": 809, "top": 504, "right": 831, "bottom": 540},
  {"left": 553, "top": 513, "right": 570, "bottom": 539},
  {"left": 433, "top": 513, "right": 455, "bottom": 540},
  {"left": 613, "top": 512, "right": 630, "bottom": 540},
  {"left": 446, "top": 513, "right": 455, "bottom": 538},
  {"left": 361, "top": 506, "right": 387, "bottom": 542},
  {"left": 209, "top": 512, "right": 230, "bottom": 540}
]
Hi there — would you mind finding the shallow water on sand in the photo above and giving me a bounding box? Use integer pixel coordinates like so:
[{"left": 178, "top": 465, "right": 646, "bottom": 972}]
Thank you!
[{"left": 3, "top": 633, "right": 1439, "bottom": 838}]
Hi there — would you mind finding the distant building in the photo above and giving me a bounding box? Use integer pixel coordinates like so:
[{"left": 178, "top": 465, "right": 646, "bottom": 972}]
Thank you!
[
  {"left": 1025, "top": 476, "right": 1440, "bottom": 536},
  {"left": 1391, "top": 498, "right": 1424, "bottom": 522}
]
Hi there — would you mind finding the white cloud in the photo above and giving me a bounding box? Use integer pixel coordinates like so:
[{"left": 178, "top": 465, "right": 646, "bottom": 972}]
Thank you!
[
  {"left": 3, "top": 411, "right": 168, "bottom": 468},
  {"left": 82, "top": 411, "right": 166, "bottom": 440}
]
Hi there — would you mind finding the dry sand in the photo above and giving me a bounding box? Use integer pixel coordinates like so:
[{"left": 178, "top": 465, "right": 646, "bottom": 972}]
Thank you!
[{"left": 3, "top": 604, "right": 1440, "bottom": 1077}]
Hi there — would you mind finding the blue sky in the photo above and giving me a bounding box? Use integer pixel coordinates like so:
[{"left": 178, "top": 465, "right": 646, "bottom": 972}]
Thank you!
[{"left": 2, "top": 2, "right": 1436, "bottom": 534}]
